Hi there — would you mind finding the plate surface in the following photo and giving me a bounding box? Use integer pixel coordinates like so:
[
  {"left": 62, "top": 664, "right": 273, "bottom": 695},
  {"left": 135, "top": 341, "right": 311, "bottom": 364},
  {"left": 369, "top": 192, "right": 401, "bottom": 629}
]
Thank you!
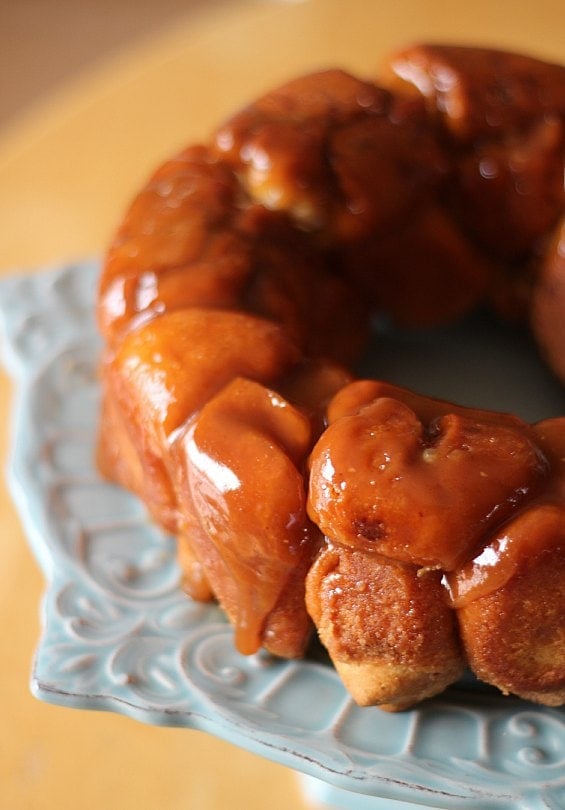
[{"left": 1, "top": 261, "right": 564, "bottom": 810}]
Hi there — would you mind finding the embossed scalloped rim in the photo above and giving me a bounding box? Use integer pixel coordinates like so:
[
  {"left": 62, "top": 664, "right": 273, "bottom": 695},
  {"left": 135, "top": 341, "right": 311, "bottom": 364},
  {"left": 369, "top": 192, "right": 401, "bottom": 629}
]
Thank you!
[{"left": 1, "top": 262, "right": 564, "bottom": 810}]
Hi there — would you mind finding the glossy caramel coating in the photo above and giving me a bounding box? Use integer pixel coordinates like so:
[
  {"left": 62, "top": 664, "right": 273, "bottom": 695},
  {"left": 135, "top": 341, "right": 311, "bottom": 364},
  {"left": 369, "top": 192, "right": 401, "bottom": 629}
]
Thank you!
[
  {"left": 214, "top": 67, "right": 501, "bottom": 328},
  {"left": 311, "top": 383, "right": 565, "bottom": 706},
  {"left": 98, "top": 146, "right": 246, "bottom": 345},
  {"left": 176, "top": 377, "right": 317, "bottom": 656},
  {"left": 98, "top": 144, "right": 369, "bottom": 365},
  {"left": 214, "top": 69, "right": 445, "bottom": 241},
  {"left": 447, "top": 416, "right": 565, "bottom": 606},
  {"left": 172, "top": 364, "right": 353, "bottom": 658},
  {"left": 97, "top": 45, "right": 565, "bottom": 709},
  {"left": 384, "top": 44, "right": 565, "bottom": 141},
  {"left": 309, "top": 383, "right": 547, "bottom": 571},
  {"left": 98, "top": 308, "right": 302, "bottom": 531},
  {"left": 448, "top": 418, "right": 565, "bottom": 706},
  {"left": 445, "top": 416, "right": 565, "bottom": 707},
  {"left": 385, "top": 43, "right": 565, "bottom": 321}
]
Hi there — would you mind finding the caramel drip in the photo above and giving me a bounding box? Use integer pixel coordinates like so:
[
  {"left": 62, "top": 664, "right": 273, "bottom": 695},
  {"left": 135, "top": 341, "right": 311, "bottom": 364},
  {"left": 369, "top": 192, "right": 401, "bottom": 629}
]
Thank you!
[
  {"left": 180, "top": 377, "right": 316, "bottom": 655},
  {"left": 446, "top": 503, "right": 565, "bottom": 607}
]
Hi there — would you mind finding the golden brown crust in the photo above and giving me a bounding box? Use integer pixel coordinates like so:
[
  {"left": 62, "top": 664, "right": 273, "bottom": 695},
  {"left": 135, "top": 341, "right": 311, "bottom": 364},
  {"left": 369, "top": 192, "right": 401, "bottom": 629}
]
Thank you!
[
  {"left": 457, "top": 543, "right": 565, "bottom": 705},
  {"left": 305, "top": 545, "right": 465, "bottom": 709},
  {"left": 177, "top": 533, "right": 214, "bottom": 603},
  {"left": 307, "top": 382, "right": 565, "bottom": 708}
]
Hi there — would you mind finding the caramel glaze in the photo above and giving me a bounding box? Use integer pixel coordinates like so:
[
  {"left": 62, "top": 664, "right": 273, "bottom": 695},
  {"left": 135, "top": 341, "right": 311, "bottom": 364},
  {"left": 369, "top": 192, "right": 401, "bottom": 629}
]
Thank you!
[
  {"left": 309, "top": 380, "right": 565, "bottom": 608},
  {"left": 309, "top": 380, "right": 549, "bottom": 572},
  {"left": 447, "top": 415, "right": 565, "bottom": 607},
  {"left": 97, "top": 44, "right": 565, "bottom": 706},
  {"left": 99, "top": 310, "right": 351, "bottom": 658},
  {"left": 310, "top": 379, "right": 565, "bottom": 599},
  {"left": 177, "top": 376, "right": 316, "bottom": 656},
  {"left": 307, "top": 382, "right": 565, "bottom": 706}
]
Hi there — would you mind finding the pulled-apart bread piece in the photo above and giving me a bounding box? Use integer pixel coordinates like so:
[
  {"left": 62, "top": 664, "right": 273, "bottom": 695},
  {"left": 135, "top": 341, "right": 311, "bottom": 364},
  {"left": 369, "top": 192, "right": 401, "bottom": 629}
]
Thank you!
[
  {"left": 449, "top": 504, "right": 565, "bottom": 706},
  {"left": 98, "top": 308, "right": 302, "bottom": 533},
  {"left": 98, "top": 305, "right": 350, "bottom": 658},
  {"left": 308, "top": 381, "right": 547, "bottom": 571},
  {"left": 307, "top": 381, "right": 565, "bottom": 708},
  {"left": 446, "top": 416, "right": 565, "bottom": 706},
  {"left": 306, "top": 544, "right": 465, "bottom": 710},
  {"left": 174, "top": 376, "right": 319, "bottom": 658}
]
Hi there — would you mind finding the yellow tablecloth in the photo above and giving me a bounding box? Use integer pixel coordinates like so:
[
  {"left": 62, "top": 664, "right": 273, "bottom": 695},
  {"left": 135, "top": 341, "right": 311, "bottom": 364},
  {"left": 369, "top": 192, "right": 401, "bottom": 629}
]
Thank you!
[{"left": 0, "top": 2, "right": 563, "bottom": 808}]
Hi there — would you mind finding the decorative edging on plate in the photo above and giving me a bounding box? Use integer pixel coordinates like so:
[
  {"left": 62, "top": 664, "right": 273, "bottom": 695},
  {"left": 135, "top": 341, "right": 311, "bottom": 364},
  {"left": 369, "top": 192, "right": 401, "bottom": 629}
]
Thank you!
[{"left": 1, "top": 261, "right": 564, "bottom": 810}]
